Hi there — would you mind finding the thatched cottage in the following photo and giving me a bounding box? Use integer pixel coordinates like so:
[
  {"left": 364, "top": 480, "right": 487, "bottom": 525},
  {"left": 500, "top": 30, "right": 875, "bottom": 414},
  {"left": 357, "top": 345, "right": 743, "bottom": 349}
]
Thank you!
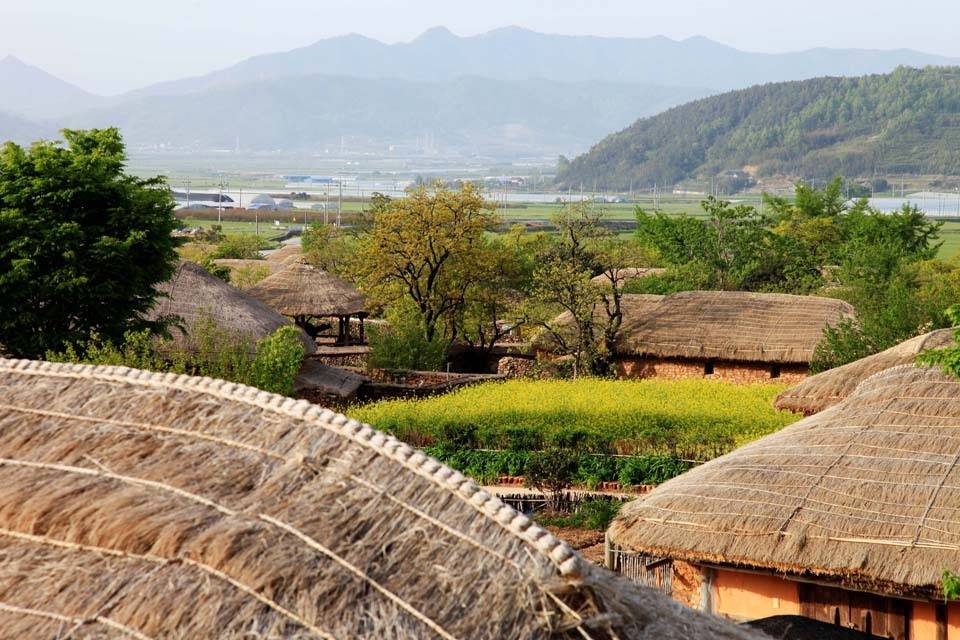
[
  {"left": 537, "top": 291, "right": 854, "bottom": 383},
  {"left": 248, "top": 261, "right": 367, "bottom": 345},
  {"left": 607, "top": 364, "right": 960, "bottom": 640},
  {"left": 775, "top": 328, "right": 955, "bottom": 415},
  {"left": 0, "top": 358, "right": 765, "bottom": 640},
  {"left": 145, "top": 260, "right": 315, "bottom": 354}
]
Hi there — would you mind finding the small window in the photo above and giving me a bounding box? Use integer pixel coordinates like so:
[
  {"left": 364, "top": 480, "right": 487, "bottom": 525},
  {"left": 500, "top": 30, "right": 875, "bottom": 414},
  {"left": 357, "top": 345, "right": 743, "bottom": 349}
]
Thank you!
[
  {"left": 704, "top": 361, "right": 715, "bottom": 376},
  {"left": 770, "top": 365, "right": 781, "bottom": 379}
]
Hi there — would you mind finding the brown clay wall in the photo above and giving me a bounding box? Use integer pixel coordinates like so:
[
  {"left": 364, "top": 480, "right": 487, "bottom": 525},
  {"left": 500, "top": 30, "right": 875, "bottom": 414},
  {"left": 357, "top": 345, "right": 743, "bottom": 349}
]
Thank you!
[{"left": 616, "top": 357, "right": 808, "bottom": 384}]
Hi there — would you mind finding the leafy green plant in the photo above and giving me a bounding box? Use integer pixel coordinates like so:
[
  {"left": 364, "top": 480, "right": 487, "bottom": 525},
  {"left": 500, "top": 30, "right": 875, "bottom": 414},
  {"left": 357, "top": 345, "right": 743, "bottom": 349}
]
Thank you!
[
  {"left": 0, "top": 128, "right": 179, "bottom": 357},
  {"left": 536, "top": 499, "right": 625, "bottom": 531},
  {"left": 368, "top": 301, "right": 448, "bottom": 371},
  {"left": 942, "top": 570, "right": 960, "bottom": 601},
  {"left": 210, "top": 234, "right": 270, "bottom": 260},
  {"left": 250, "top": 326, "right": 307, "bottom": 395},
  {"left": 48, "top": 320, "right": 305, "bottom": 396},
  {"left": 917, "top": 305, "right": 960, "bottom": 377}
]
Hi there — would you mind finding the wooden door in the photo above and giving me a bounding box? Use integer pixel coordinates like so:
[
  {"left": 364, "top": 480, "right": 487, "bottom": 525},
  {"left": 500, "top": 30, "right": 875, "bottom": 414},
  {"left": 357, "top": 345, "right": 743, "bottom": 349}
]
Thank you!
[{"left": 798, "top": 582, "right": 910, "bottom": 640}]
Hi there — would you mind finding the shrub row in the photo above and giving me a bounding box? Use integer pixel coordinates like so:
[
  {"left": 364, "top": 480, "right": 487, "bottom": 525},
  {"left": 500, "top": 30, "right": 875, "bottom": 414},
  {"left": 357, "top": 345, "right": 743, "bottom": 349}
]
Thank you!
[{"left": 422, "top": 445, "right": 695, "bottom": 488}]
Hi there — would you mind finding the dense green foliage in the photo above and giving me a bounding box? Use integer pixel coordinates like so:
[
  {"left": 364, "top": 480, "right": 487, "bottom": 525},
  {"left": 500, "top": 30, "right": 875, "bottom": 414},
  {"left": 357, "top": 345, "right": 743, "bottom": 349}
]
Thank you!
[
  {"left": 209, "top": 233, "right": 269, "bottom": 260},
  {"left": 0, "top": 128, "right": 178, "bottom": 357},
  {"left": 535, "top": 499, "right": 625, "bottom": 531},
  {"left": 559, "top": 67, "right": 960, "bottom": 189},
  {"left": 47, "top": 321, "right": 306, "bottom": 395},
  {"left": 632, "top": 178, "right": 959, "bottom": 370},
  {"left": 368, "top": 301, "right": 448, "bottom": 371},
  {"left": 917, "top": 306, "right": 960, "bottom": 378},
  {"left": 422, "top": 445, "right": 694, "bottom": 487},
  {"left": 354, "top": 378, "right": 799, "bottom": 460}
]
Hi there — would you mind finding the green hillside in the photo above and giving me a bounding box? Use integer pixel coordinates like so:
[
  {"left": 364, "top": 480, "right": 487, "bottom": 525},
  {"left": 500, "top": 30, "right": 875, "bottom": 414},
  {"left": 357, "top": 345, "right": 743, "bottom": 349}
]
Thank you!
[{"left": 557, "top": 66, "right": 960, "bottom": 190}]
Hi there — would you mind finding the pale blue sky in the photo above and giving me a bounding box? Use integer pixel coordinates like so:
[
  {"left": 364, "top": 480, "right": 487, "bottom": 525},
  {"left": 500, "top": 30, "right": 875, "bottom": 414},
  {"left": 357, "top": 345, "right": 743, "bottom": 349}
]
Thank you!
[{"left": 5, "top": 0, "right": 960, "bottom": 95}]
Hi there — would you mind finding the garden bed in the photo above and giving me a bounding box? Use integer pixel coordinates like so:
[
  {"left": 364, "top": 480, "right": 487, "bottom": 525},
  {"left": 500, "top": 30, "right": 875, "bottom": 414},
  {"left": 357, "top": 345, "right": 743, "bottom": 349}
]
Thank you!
[{"left": 354, "top": 377, "right": 802, "bottom": 486}]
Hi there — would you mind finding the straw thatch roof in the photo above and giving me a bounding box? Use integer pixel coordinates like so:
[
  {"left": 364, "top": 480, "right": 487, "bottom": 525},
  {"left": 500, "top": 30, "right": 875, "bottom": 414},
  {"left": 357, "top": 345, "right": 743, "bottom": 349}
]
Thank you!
[
  {"left": 247, "top": 261, "right": 366, "bottom": 318},
  {"left": 532, "top": 294, "right": 665, "bottom": 352},
  {"left": 590, "top": 268, "right": 667, "bottom": 288},
  {"left": 0, "top": 358, "right": 765, "bottom": 639},
  {"left": 774, "top": 328, "right": 956, "bottom": 414},
  {"left": 293, "top": 358, "right": 368, "bottom": 398},
  {"left": 617, "top": 291, "right": 854, "bottom": 364},
  {"left": 146, "top": 261, "right": 315, "bottom": 355},
  {"left": 610, "top": 364, "right": 960, "bottom": 598},
  {"left": 264, "top": 243, "right": 303, "bottom": 263},
  {"left": 211, "top": 258, "right": 285, "bottom": 275}
]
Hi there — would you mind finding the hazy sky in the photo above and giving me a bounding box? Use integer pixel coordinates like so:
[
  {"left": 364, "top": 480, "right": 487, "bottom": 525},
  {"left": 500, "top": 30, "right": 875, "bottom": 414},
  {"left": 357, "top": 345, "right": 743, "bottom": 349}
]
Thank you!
[{"left": 6, "top": 0, "right": 960, "bottom": 95}]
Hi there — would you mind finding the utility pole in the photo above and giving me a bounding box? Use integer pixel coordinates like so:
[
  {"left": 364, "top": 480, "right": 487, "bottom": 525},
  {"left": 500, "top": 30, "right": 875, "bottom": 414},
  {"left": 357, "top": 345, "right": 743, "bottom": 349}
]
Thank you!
[
  {"left": 185, "top": 180, "right": 191, "bottom": 209},
  {"left": 217, "top": 175, "right": 225, "bottom": 227},
  {"left": 337, "top": 177, "right": 342, "bottom": 228}
]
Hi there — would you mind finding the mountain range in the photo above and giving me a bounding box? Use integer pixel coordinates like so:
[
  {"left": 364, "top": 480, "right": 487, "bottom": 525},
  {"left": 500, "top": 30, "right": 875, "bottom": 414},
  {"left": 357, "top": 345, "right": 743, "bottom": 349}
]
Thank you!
[
  {"left": 4, "top": 27, "right": 960, "bottom": 157},
  {"left": 558, "top": 66, "right": 960, "bottom": 188}
]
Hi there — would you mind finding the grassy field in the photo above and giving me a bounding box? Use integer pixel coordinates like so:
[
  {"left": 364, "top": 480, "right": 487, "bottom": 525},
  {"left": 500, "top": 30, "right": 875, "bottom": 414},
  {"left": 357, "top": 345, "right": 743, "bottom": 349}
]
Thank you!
[{"left": 182, "top": 200, "right": 960, "bottom": 258}]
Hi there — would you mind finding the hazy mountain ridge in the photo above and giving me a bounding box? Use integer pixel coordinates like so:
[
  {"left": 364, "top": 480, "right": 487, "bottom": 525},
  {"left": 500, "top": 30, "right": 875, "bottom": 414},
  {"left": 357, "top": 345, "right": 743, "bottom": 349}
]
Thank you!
[
  {"left": 557, "top": 66, "right": 960, "bottom": 188},
  {"left": 0, "top": 56, "right": 104, "bottom": 119},
  {"left": 5, "top": 27, "right": 960, "bottom": 158},
  {"left": 60, "top": 75, "right": 712, "bottom": 155},
  {"left": 121, "top": 26, "right": 960, "bottom": 100}
]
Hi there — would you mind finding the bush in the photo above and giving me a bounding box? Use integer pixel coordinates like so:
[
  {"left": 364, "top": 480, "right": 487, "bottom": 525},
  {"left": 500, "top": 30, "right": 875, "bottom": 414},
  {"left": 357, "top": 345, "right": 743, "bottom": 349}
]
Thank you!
[
  {"left": 536, "top": 499, "right": 625, "bottom": 531},
  {"left": 419, "top": 446, "right": 694, "bottom": 487},
  {"left": 47, "top": 320, "right": 305, "bottom": 396},
  {"left": 250, "top": 326, "right": 307, "bottom": 395},
  {"left": 210, "top": 234, "right": 269, "bottom": 260},
  {"left": 368, "top": 301, "right": 448, "bottom": 371}
]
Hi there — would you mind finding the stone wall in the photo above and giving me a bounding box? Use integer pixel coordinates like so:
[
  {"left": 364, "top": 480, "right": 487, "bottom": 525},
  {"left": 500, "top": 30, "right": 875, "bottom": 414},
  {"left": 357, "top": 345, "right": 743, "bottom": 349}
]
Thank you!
[{"left": 616, "top": 356, "right": 808, "bottom": 384}]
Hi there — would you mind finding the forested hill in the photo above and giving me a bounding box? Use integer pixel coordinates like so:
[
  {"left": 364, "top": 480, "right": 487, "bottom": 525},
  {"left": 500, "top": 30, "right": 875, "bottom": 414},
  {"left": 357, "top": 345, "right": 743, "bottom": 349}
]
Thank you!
[{"left": 557, "top": 67, "right": 960, "bottom": 190}]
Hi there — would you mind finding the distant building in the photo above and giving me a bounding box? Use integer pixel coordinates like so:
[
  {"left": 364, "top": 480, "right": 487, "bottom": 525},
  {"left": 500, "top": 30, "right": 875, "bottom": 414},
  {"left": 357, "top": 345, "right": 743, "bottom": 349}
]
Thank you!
[{"left": 248, "top": 194, "right": 277, "bottom": 210}]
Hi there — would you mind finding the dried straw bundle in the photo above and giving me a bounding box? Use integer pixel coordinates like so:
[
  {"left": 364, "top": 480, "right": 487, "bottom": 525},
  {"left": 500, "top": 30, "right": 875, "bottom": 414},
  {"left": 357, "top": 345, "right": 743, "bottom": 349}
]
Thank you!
[
  {"left": 774, "top": 329, "right": 955, "bottom": 415},
  {"left": 617, "top": 291, "right": 854, "bottom": 364},
  {"left": 264, "top": 243, "right": 304, "bottom": 263},
  {"left": 247, "top": 262, "right": 365, "bottom": 318},
  {"left": 211, "top": 258, "right": 285, "bottom": 274},
  {"left": 0, "top": 359, "right": 763, "bottom": 639},
  {"left": 611, "top": 364, "right": 960, "bottom": 598}
]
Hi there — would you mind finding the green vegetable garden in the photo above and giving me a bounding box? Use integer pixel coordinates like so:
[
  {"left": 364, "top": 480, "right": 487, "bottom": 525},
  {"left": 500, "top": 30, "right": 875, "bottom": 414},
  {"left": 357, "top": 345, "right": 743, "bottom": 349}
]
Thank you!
[{"left": 354, "top": 378, "right": 802, "bottom": 486}]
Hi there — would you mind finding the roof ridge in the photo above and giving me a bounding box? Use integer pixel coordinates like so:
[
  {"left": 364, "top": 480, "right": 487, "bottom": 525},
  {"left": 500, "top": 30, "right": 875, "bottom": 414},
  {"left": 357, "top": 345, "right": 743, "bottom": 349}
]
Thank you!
[{"left": 0, "top": 358, "right": 580, "bottom": 576}]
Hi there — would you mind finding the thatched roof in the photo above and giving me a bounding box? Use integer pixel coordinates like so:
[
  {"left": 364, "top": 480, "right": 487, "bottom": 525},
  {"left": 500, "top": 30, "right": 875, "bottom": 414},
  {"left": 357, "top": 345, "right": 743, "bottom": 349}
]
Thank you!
[
  {"left": 532, "top": 294, "right": 665, "bottom": 352},
  {"left": 0, "top": 358, "right": 765, "bottom": 639},
  {"left": 590, "top": 267, "right": 667, "bottom": 287},
  {"left": 617, "top": 291, "right": 855, "bottom": 364},
  {"left": 146, "top": 261, "right": 315, "bottom": 355},
  {"left": 293, "top": 358, "right": 368, "bottom": 398},
  {"left": 610, "top": 364, "right": 960, "bottom": 598},
  {"left": 247, "top": 261, "right": 366, "bottom": 318},
  {"left": 263, "top": 243, "right": 303, "bottom": 263},
  {"left": 775, "top": 329, "right": 956, "bottom": 414},
  {"left": 211, "top": 258, "right": 284, "bottom": 275}
]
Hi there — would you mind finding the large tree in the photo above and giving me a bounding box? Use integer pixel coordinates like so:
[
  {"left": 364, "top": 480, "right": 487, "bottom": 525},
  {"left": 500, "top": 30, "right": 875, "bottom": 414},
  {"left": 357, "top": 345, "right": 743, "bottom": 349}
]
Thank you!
[
  {"left": 353, "top": 183, "right": 498, "bottom": 343},
  {"left": 0, "top": 129, "right": 178, "bottom": 357}
]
